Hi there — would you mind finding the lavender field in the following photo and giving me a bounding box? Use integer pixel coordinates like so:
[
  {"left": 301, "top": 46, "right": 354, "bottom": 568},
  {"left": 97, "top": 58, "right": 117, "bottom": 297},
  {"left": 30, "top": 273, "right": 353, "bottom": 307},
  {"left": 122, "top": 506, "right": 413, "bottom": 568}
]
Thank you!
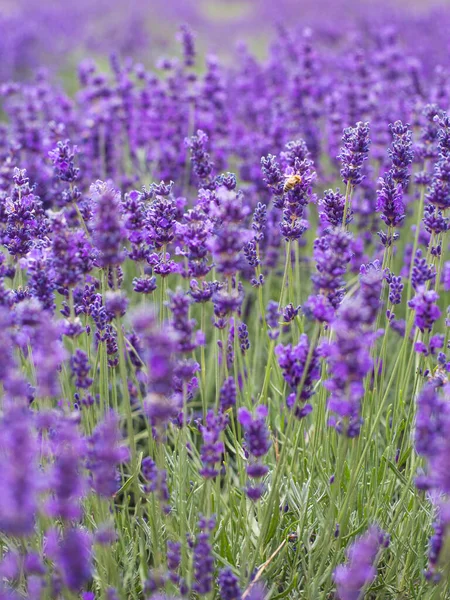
[{"left": 0, "top": 1, "right": 450, "bottom": 598}]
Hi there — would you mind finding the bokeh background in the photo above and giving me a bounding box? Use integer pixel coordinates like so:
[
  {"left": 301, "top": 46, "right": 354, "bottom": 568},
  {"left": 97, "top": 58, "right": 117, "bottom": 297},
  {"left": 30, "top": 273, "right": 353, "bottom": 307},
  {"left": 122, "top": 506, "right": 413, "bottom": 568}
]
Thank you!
[{"left": 0, "top": 0, "right": 449, "bottom": 83}]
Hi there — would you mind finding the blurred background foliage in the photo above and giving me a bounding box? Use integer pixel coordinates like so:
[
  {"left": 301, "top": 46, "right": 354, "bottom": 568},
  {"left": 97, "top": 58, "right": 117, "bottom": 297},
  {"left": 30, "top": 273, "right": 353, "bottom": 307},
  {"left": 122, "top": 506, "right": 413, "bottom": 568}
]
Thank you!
[{"left": 0, "top": 0, "right": 449, "bottom": 85}]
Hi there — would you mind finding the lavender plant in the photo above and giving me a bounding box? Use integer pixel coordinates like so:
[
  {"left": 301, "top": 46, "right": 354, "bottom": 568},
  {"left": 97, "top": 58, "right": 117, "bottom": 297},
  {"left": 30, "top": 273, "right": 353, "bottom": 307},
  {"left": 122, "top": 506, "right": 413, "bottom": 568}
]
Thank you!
[{"left": 0, "top": 3, "right": 448, "bottom": 599}]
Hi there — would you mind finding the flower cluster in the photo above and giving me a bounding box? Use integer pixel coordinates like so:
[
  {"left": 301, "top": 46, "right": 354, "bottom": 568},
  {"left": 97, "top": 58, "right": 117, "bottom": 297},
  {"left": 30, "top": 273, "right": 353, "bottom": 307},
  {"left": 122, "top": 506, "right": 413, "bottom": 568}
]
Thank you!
[{"left": 0, "top": 5, "right": 447, "bottom": 599}]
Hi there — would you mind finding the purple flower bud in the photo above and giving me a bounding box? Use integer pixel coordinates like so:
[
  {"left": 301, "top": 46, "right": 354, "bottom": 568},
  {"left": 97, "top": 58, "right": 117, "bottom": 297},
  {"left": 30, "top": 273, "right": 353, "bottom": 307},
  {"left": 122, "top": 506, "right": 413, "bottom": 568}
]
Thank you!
[
  {"left": 334, "top": 525, "right": 387, "bottom": 600},
  {"left": 192, "top": 516, "right": 215, "bottom": 595},
  {"left": 237, "top": 406, "right": 271, "bottom": 458},
  {"left": 87, "top": 412, "right": 129, "bottom": 498},
  {"left": 409, "top": 287, "right": 441, "bottom": 332},
  {"left": 218, "top": 567, "right": 242, "bottom": 600},
  {"left": 199, "top": 410, "right": 227, "bottom": 479},
  {"left": 91, "top": 181, "right": 126, "bottom": 268},
  {"left": 339, "top": 122, "right": 371, "bottom": 187},
  {"left": 70, "top": 349, "right": 93, "bottom": 389}
]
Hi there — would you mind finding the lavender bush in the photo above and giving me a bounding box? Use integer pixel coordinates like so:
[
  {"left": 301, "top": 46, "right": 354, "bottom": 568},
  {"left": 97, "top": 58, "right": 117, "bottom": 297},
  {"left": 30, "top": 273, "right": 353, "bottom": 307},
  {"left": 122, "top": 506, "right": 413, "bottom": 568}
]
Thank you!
[{"left": 0, "top": 2, "right": 449, "bottom": 599}]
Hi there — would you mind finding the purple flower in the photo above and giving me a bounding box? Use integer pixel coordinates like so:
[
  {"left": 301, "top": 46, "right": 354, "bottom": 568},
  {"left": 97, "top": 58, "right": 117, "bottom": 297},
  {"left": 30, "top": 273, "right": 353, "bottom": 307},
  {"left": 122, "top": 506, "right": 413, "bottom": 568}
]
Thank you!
[
  {"left": 185, "top": 130, "right": 214, "bottom": 186},
  {"left": 46, "top": 414, "right": 86, "bottom": 521},
  {"left": 23, "top": 247, "right": 56, "bottom": 311},
  {"left": 426, "top": 518, "right": 446, "bottom": 582},
  {"left": 218, "top": 567, "right": 242, "bottom": 600},
  {"left": 189, "top": 279, "right": 218, "bottom": 303},
  {"left": 423, "top": 204, "right": 449, "bottom": 236},
  {"left": 411, "top": 249, "right": 436, "bottom": 291},
  {"left": 334, "top": 525, "right": 388, "bottom": 600},
  {"left": 48, "top": 140, "right": 79, "bottom": 183},
  {"left": 141, "top": 457, "right": 170, "bottom": 506},
  {"left": 243, "top": 239, "right": 259, "bottom": 268},
  {"left": 192, "top": 516, "right": 216, "bottom": 595},
  {"left": 50, "top": 215, "right": 93, "bottom": 289},
  {"left": 94, "top": 523, "right": 118, "bottom": 546},
  {"left": 213, "top": 287, "right": 244, "bottom": 325},
  {"left": 246, "top": 463, "right": 269, "bottom": 478},
  {"left": 146, "top": 191, "right": 177, "bottom": 250},
  {"left": 251, "top": 202, "right": 267, "bottom": 241},
  {"left": 199, "top": 410, "right": 227, "bottom": 479},
  {"left": 408, "top": 287, "right": 441, "bottom": 332},
  {"left": 261, "top": 154, "right": 284, "bottom": 197},
  {"left": 325, "top": 295, "right": 378, "bottom": 438},
  {"left": 70, "top": 349, "right": 93, "bottom": 389},
  {"left": 132, "top": 308, "right": 177, "bottom": 400},
  {"left": 91, "top": 180, "right": 126, "bottom": 268},
  {"left": 303, "top": 294, "right": 334, "bottom": 323},
  {"left": 24, "top": 552, "right": 46, "bottom": 576},
  {"left": 426, "top": 114, "right": 450, "bottom": 210},
  {"left": 320, "top": 189, "right": 352, "bottom": 228},
  {"left": 280, "top": 158, "right": 315, "bottom": 240},
  {"left": 219, "top": 377, "right": 237, "bottom": 412},
  {"left": 87, "top": 412, "right": 129, "bottom": 497},
  {"left": 281, "top": 303, "right": 301, "bottom": 323},
  {"left": 358, "top": 263, "right": 383, "bottom": 325},
  {"left": 206, "top": 187, "right": 252, "bottom": 276},
  {"left": 0, "top": 405, "right": 41, "bottom": 537},
  {"left": 415, "top": 383, "right": 446, "bottom": 459},
  {"left": 339, "top": 122, "right": 371, "bottom": 187},
  {"left": 384, "top": 271, "right": 403, "bottom": 305},
  {"left": 312, "top": 227, "right": 352, "bottom": 308},
  {"left": 238, "top": 322, "right": 250, "bottom": 355},
  {"left": 133, "top": 276, "right": 157, "bottom": 294},
  {"left": 46, "top": 527, "right": 93, "bottom": 592},
  {"left": 388, "top": 120, "right": 413, "bottom": 189},
  {"left": 266, "top": 300, "right": 280, "bottom": 339},
  {"left": 443, "top": 262, "right": 450, "bottom": 291},
  {"left": 167, "top": 541, "right": 181, "bottom": 572},
  {"left": 376, "top": 171, "right": 405, "bottom": 228},
  {"left": 178, "top": 24, "right": 196, "bottom": 67},
  {"left": 276, "top": 334, "right": 321, "bottom": 408},
  {"left": 238, "top": 406, "right": 271, "bottom": 458},
  {"left": 168, "top": 289, "right": 202, "bottom": 353},
  {"left": 105, "top": 291, "right": 128, "bottom": 317},
  {"left": 4, "top": 169, "right": 47, "bottom": 257},
  {"left": 176, "top": 208, "right": 213, "bottom": 278}
]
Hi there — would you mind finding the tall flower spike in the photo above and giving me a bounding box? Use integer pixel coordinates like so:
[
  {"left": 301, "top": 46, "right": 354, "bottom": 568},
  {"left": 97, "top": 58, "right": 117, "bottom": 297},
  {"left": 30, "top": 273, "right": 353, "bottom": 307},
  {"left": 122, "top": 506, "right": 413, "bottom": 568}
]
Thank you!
[
  {"left": 185, "top": 130, "right": 214, "bottom": 187},
  {"left": 48, "top": 140, "right": 80, "bottom": 183},
  {"left": 91, "top": 180, "right": 125, "bottom": 268},
  {"left": 376, "top": 171, "right": 405, "bottom": 228},
  {"left": 339, "top": 121, "right": 371, "bottom": 188},
  {"left": 261, "top": 154, "right": 284, "bottom": 198},
  {"left": 238, "top": 405, "right": 271, "bottom": 500},
  {"left": 411, "top": 249, "right": 436, "bottom": 291},
  {"left": 46, "top": 414, "right": 86, "bottom": 521},
  {"left": 320, "top": 189, "right": 352, "bottom": 228},
  {"left": 46, "top": 527, "right": 93, "bottom": 593},
  {"left": 334, "top": 525, "right": 389, "bottom": 600},
  {"left": 276, "top": 333, "right": 321, "bottom": 413},
  {"left": 280, "top": 157, "right": 315, "bottom": 240},
  {"left": 409, "top": 286, "right": 441, "bottom": 333},
  {"left": 388, "top": 120, "right": 413, "bottom": 189},
  {"left": 192, "top": 516, "right": 216, "bottom": 595},
  {"left": 0, "top": 405, "right": 41, "bottom": 537},
  {"left": 312, "top": 227, "right": 353, "bottom": 309},
  {"left": 218, "top": 567, "right": 242, "bottom": 600},
  {"left": 325, "top": 294, "right": 378, "bottom": 438},
  {"left": 87, "top": 412, "right": 129, "bottom": 498},
  {"left": 414, "top": 384, "right": 450, "bottom": 581},
  {"left": 199, "top": 410, "right": 227, "bottom": 479},
  {"left": 4, "top": 168, "right": 47, "bottom": 258},
  {"left": 178, "top": 24, "right": 196, "bottom": 67}
]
